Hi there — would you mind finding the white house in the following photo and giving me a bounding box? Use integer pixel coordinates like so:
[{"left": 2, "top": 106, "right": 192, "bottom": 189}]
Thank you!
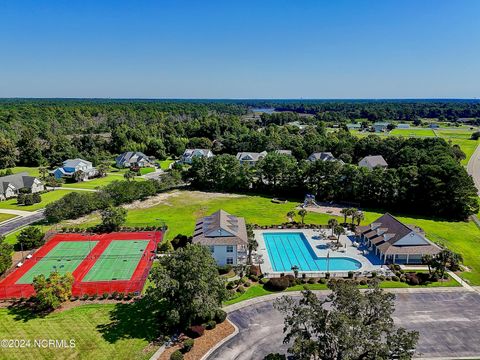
[
  {"left": 358, "top": 155, "right": 388, "bottom": 170},
  {"left": 181, "top": 149, "right": 214, "bottom": 164},
  {"left": 236, "top": 151, "right": 267, "bottom": 167},
  {"left": 116, "top": 152, "right": 153, "bottom": 168},
  {"left": 52, "top": 158, "right": 97, "bottom": 181},
  {"left": 373, "top": 122, "right": 390, "bottom": 132},
  {"left": 192, "top": 209, "right": 248, "bottom": 266},
  {"left": 356, "top": 213, "right": 440, "bottom": 264},
  {"left": 0, "top": 172, "right": 44, "bottom": 201}
]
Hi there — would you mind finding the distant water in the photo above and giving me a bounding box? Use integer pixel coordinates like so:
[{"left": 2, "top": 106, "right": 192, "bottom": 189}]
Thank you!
[{"left": 251, "top": 107, "right": 275, "bottom": 114}]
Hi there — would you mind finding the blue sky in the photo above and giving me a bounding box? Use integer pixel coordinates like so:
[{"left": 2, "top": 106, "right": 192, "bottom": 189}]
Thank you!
[{"left": 0, "top": 0, "right": 479, "bottom": 98}]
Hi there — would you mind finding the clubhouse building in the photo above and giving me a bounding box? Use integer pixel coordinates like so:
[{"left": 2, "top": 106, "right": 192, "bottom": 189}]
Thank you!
[
  {"left": 193, "top": 210, "right": 248, "bottom": 266},
  {"left": 356, "top": 213, "right": 441, "bottom": 264}
]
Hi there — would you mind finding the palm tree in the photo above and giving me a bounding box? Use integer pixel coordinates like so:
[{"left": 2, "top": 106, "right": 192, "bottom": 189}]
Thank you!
[
  {"left": 328, "top": 218, "right": 338, "bottom": 237},
  {"left": 39, "top": 166, "right": 49, "bottom": 181},
  {"left": 291, "top": 265, "right": 299, "bottom": 279},
  {"left": 287, "top": 211, "right": 296, "bottom": 223},
  {"left": 422, "top": 254, "right": 433, "bottom": 275},
  {"left": 354, "top": 211, "right": 365, "bottom": 226},
  {"left": 334, "top": 225, "right": 345, "bottom": 244},
  {"left": 340, "top": 208, "right": 350, "bottom": 225},
  {"left": 349, "top": 208, "right": 358, "bottom": 224},
  {"left": 246, "top": 224, "right": 258, "bottom": 265},
  {"left": 298, "top": 209, "right": 307, "bottom": 225}
]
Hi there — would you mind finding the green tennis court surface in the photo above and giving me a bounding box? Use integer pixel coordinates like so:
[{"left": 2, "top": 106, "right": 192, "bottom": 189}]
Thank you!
[
  {"left": 82, "top": 240, "right": 149, "bottom": 282},
  {"left": 16, "top": 241, "right": 98, "bottom": 284}
]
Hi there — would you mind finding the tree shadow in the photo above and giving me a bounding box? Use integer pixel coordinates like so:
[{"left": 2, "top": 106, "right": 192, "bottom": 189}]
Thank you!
[
  {"left": 6, "top": 300, "right": 52, "bottom": 322},
  {"left": 97, "top": 296, "right": 165, "bottom": 343}
]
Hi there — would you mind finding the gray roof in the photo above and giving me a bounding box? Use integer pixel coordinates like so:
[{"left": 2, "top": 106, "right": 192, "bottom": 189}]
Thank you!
[
  {"left": 182, "top": 149, "right": 212, "bottom": 158},
  {"left": 0, "top": 172, "right": 40, "bottom": 194},
  {"left": 359, "top": 155, "right": 388, "bottom": 168},
  {"left": 63, "top": 158, "right": 92, "bottom": 168},
  {"left": 236, "top": 151, "right": 267, "bottom": 162},
  {"left": 116, "top": 151, "right": 150, "bottom": 164},
  {"left": 192, "top": 209, "right": 248, "bottom": 246},
  {"left": 308, "top": 152, "right": 336, "bottom": 161}
]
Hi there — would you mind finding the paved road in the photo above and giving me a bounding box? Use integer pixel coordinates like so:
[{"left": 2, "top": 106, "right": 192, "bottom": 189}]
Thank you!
[
  {"left": 0, "top": 210, "right": 45, "bottom": 236},
  {"left": 209, "top": 291, "right": 480, "bottom": 359},
  {"left": 467, "top": 142, "right": 480, "bottom": 195}
]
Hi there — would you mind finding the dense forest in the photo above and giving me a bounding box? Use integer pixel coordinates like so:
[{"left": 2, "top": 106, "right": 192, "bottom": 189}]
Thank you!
[{"left": 0, "top": 99, "right": 478, "bottom": 219}]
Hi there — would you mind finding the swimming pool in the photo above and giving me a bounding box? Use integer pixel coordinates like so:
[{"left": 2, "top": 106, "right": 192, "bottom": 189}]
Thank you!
[{"left": 263, "top": 232, "right": 362, "bottom": 272}]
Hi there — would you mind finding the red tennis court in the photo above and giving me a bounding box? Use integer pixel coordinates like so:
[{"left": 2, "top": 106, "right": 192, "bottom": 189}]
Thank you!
[{"left": 0, "top": 231, "right": 162, "bottom": 299}]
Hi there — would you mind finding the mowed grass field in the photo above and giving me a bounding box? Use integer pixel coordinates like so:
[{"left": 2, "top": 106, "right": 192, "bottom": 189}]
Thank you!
[
  {"left": 390, "top": 128, "right": 436, "bottom": 137},
  {"left": 0, "top": 190, "right": 81, "bottom": 211},
  {"left": 0, "top": 304, "right": 158, "bottom": 360},
  {"left": 61, "top": 174, "right": 145, "bottom": 190}
]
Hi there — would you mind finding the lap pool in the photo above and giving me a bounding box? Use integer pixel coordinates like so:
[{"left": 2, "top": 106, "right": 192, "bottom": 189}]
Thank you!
[{"left": 263, "top": 232, "right": 362, "bottom": 272}]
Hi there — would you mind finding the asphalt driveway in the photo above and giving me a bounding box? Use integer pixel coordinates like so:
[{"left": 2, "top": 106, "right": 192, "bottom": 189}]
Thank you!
[{"left": 209, "top": 291, "right": 480, "bottom": 359}]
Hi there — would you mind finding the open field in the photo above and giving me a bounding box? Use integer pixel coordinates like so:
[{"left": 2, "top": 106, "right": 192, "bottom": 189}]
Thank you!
[
  {"left": 390, "top": 128, "right": 436, "bottom": 137},
  {"left": 9, "top": 166, "right": 41, "bottom": 177},
  {"left": 61, "top": 174, "right": 144, "bottom": 189},
  {"left": 0, "top": 213, "right": 16, "bottom": 223},
  {"left": 0, "top": 303, "right": 158, "bottom": 360},
  {"left": 158, "top": 159, "right": 174, "bottom": 170},
  {"left": 0, "top": 190, "right": 80, "bottom": 211}
]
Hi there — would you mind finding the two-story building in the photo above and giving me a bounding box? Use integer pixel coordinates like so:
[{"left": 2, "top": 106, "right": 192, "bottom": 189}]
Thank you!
[
  {"left": 192, "top": 209, "right": 248, "bottom": 266},
  {"left": 236, "top": 151, "right": 267, "bottom": 167},
  {"left": 116, "top": 152, "right": 153, "bottom": 168},
  {"left": 181, "top": 149, "right": 214, "bottom": 164},
  {"left": 0, "top": 172, "right": 44, "bottom": 201},
  {"left": 52, "top": 158, "right": 97, "bottom": 181}
]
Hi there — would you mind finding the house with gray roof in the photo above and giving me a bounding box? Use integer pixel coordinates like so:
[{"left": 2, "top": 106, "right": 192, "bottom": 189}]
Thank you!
[
  {"left": 181, "top": 149, "right": 214, "bottom": 164},
  {"left": 52, "top": 158, "right": 97, "bottom": 181},
  {"left": 192, "top": 209, "right": 248, "bottom": 266},
  {"left": 236, "top": 151, "right": 267, "bottom": 167},
  {"left": 307, "top": 152, "right": 336, "bottom": 162},
  {"left": 373, "top": 122, "right": 390, "bottom": 132},
  {"left": 116, "top": 151, "right": 153, "bottom": 168},
  {"left": 358, "top": 155, "right": 388, "bottom": 170},
  {"left": 356, "top": 213, "right": 440, "bottom": 264},
  {"left": 0, "top": 172, "right": 44, "bottom": 201}
]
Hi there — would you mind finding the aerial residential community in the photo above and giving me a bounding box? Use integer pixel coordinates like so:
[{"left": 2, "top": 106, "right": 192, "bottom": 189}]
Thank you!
[{"left": 1, "top": 1, "right": 480, "bottom": 360}]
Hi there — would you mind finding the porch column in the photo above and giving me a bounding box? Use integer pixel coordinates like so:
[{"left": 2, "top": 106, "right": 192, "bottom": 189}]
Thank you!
[
  {"left": 406, "top": 253, "right": 409, "bottom": 264},
  {"left": 392, "top": 254, "right": 396, "bottom": 264}
]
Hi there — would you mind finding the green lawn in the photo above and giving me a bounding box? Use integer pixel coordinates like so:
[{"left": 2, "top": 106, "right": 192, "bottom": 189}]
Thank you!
[
  {"left": 448, "top": 138, "right": 479, "bottom": 165},
  {"left": 436, "top": 129, "right": 476, "bottom": 139},
  {"left": 139, "top": 167, "right": 155, "bottom": 175},
  {"left": 0, "top": 304, "right": 158, "bottom": 360},
  {"left": 9, "top": 167, "right": 41, "bottom": 177},
  {"left": 61, "top": 174, "right": 139, "bottom": 189},
  {"left": 389, "top": 128, "right": 436, "bottom": 137},
  {"left": 0, "top": 190, "right": 80, "bottom": 212},
  {"left": 158, "top": 160, "right": 174, "bottom": 170},
  {"left": 0, "top": 213, "right": 16, "bottom": 223}
]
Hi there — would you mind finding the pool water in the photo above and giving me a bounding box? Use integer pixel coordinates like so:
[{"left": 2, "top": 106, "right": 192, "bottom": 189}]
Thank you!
[{"left": 263, "top": 232, "right": 362, "bottom": 272}]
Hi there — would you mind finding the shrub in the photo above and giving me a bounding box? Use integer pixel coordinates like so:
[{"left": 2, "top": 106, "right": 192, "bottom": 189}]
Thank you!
[
  {"left": 226, "top": 282, "right": 235, "bottom": 290},
  {"left": 319, "top": 278, "right": 327, "bottom": 284},
  {"left": 266, "top": 277, "right": 290, "bottom": 291},
  {"left": 405, "top": 273, "right": 420, "bottom": 286},
  {"left": 391, "top": 276, "right": 400, "bottom": 282},
  {"left": 347, "top": 271, "right": 354, "bottom": 279},
  {"left": 264, "top": 353, "right": 286, "bottom": 360},
  {"left": 325, "top": 272, "right": 330, "bottom": 279},
  {"left": 188, "top": 325, "right": 205, "bottom": 338},
  {"left": 205, "top": 320, "right": 216, "bottom": 330},
  {"left": 359, "top": 279, "right": 367, "bottom": 285},
  {"left": 117, "top": 292, "right": 124, "bottom": 299},
  {"left": 182, "top": 338, "right": 194, "bottom": 353},
  {"left": 82, "top": 294, "right": 89, "bottom": 300},
  {"left": 371, "top": 271, "right": 377, "bottom": 278},
  {"left": 308, "top": 278, "right": 316, "bottom": 284},
  {"left": 217, "top": 264, "right": 233, "bottom": 275},
  {"left": 102, "top": 292, "right": 109, "bottom": 299},
  {"left": 214, "top": 309, "right": 227, "bottom": 323},
  {"left": 170, "top": 350, "right": 184, "bottom": 360},
  {"left": 249, "top": 274, "right": 259, "bottom": 282},
  {"left": 237, "top": 286, "right": 245, "bottom": 294},
  {"left": 260, "top": 277, "right": 269, "bottom": 284},
  {"left": 240, "top": 277, "right": 248, "bottom": 284}
]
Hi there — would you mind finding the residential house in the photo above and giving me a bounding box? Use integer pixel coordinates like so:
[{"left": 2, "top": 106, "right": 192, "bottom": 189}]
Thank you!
[
  {"left": 356, "top": 213, "right": 440, "bottom": 264},
  {"left": 307, "top": 152, "right": 336, "bottom": 162},
  {"left": 116, "top": 152, "right": 153, "bottom": 168},
  {"left": 52, "top": 158, "right": 97, "bottom": 181},
  {"left": 347, "top": 123, "right": 362, "bottom": 130},
  {"left": 373, "top": 122, "right": 390, "bottom": 132},
  {"left": 181, "top": 149, "right": 214, "bottom": 164},
  {"left": 274, "top": 150, "right": 292, "bottom": 156},
  {"left": 192, "top": 209, "right": 248, "bottom": 266},
  {"left": 0, "top": 172, "right": 44, "bottom": 201},
  {"left": 396, "top": 123, "right": 410, "bottom": 129},
  {"left": 428, "top": 123, "right": 440, "bottom": 129},
  {"left": 358, "top": 155, "right": 388, "bottom": 170},
  {"left": 236, "top": 151, "right": 267, "bottom": 167}
]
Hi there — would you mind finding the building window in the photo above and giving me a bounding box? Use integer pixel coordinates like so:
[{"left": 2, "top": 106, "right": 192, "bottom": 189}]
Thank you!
[
  {"left": 226, "top": 257, "right": 234, "bottom": 265},
  {"left": 208, "top": 246, "right": 214, "bottom": 253},
  {"left": 226, "top": 245, "right": 234, "bottom": 253}
]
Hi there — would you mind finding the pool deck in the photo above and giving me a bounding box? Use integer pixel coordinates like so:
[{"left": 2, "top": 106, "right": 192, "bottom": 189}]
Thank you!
[{"left": 254, "top": 229, "right": 386, "bottom": 277}]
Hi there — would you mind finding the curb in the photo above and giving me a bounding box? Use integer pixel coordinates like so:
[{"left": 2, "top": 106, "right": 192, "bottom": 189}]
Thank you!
[
  {"left": 201, "top": 320, "right": 239, "bottom": 360},
  {"left": 148, "top": 345, "right": 165, "bottom": 360}
]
